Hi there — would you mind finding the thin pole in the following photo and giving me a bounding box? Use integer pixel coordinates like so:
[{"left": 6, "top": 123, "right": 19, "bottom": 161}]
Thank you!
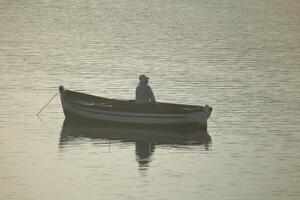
[{"left": 36, "top": 91, "right": 59, "bottom": 116}]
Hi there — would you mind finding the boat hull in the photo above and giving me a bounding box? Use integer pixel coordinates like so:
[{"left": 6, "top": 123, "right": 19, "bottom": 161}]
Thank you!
[{"left": 59, "top": 86, "right": 212, "bottom": 130}]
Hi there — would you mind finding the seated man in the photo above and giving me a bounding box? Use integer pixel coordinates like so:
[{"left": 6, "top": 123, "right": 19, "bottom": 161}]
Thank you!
[{"left": 135, "top": 74, "right": 156, "bottom": 107}]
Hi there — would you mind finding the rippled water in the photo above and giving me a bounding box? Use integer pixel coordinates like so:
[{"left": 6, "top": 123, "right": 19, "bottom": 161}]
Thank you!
[{"left": 1, "top": 0, "right": 300, "bottom": 199}]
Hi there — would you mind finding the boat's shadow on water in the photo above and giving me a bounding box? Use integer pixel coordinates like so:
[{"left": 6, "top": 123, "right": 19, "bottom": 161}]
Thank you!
[{"left": 59, "top": 119, "right": 212, "bottom": 170}]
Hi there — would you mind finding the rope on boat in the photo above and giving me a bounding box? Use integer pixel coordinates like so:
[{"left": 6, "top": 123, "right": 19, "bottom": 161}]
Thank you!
[{"left": 36, "top": 91, "right": 59, "bottom": 116}]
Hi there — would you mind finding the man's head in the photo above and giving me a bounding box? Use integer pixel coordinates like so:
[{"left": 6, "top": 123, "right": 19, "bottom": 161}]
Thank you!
[{"left": 139, "top": 74, "right": 149, "bottom": 84}]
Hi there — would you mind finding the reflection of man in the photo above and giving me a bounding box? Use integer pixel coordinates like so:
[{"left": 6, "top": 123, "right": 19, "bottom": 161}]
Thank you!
[
  {"left": 135, "top": 74, "right": 156, "bottom": 104},
  {"left": 135, "top": 141, "right": 155, "bottom": 170}
]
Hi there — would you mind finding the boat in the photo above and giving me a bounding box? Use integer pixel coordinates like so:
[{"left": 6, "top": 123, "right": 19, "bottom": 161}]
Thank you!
[{"left": 59, "top": 85, "right": 212, "bottom": 130}]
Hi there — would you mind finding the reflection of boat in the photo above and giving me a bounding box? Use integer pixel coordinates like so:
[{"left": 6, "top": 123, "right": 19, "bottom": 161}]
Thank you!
[
  {"left": 60, "top": 120, "right": 211, "bottom": 170},
  {"left": 60, "top": 119, "right": 211, "bottom": 145},
  {"left": 59, "top": 86, "right": 212, "bottom": 130}
]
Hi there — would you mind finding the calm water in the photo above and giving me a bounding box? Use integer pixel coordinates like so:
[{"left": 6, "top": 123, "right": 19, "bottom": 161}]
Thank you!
[{"left": 1, "top": 0, "right": 300, "bottom": 199}]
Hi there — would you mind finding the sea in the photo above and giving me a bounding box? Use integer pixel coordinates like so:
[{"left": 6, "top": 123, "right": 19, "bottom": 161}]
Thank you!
[{"left": 0, "top": 0, "right": 299, "bottom": 199}]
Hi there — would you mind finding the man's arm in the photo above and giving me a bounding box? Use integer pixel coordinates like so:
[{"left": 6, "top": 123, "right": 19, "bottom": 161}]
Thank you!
[{"left": 148, "top": 86, "right": 156, "bottom": 103}]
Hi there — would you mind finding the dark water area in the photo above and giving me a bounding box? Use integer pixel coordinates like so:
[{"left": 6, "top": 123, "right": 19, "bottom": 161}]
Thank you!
[
  {"left": 60, "top": 120, "right": 211, "bottom": 170},
  {"left": 0, "top": 0, "right": 300, "bottom": 199}
]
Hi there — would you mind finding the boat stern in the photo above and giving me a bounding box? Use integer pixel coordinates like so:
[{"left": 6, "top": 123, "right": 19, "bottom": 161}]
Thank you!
[{"left": 187, "top": 104, "right": 212, "bottom": 125}]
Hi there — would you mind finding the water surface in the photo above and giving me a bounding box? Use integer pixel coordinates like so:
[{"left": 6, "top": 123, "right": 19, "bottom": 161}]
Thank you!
[{"left": 0, "top": 0, "right": 299, "bottom": 199}]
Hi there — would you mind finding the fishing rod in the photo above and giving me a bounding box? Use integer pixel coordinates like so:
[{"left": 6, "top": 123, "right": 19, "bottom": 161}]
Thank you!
[{"left": 36, "top": 91, "right": 59, "bottom": 116}]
